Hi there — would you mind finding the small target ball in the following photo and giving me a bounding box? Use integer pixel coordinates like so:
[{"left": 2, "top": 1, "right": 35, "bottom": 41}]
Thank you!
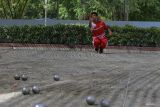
[
  {"left": 14, "top": 74, "right": 20, "bottom": 80},
  {"left": 53, "top": 75, "right": 60, "bottom": 81},
  {"left": 86, "top": 96, "right": 96, "bottom": 105},
  {"left": 22, "top": 87, "right": 30, "bottom": 95},
  {"left": 32, "top": 86, "right": 40, "bottom": 94},
  {"left": 100, "top": 99, "right": 110, "bottom": 107}
]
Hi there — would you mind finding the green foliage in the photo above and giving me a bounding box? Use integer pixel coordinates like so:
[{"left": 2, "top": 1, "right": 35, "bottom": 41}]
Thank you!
[
  {"left": 0, "top": 0, "right": 160, "bottom": 21},
  {"left": 109, "top": 25, "right": 160, "bottom": 47},
  {"left": 0, "top": 25, "right": 91, "bottom": 46},
  {"left": 0, "top": 0, "right": 29, "bottom": 19},
  {"left": 24, "top": 0, "right": 44, "bottom": 19},
  {"left": 0, "top": 25, "right": 160, "bottom": 47},
  {"left": 129, "top": 0, "right": 160, "bottom": 21}
]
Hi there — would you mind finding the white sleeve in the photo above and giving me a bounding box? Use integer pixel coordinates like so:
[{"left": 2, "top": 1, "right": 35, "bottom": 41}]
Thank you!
[{"left": 91, "top": 22, "right": 96, "bottom": 28}]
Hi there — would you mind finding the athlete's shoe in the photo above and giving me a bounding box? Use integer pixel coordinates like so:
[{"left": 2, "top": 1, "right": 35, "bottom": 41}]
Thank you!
[
  {"left": 95, "top": 48, "right": 99, "bottom": 53},
  {"left": 99, "top": 48, "right": 103, "bottom": 54}
]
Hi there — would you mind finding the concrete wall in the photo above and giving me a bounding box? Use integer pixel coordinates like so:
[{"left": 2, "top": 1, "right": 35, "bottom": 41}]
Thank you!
[{"left": 0, "top": 19, "right": 160, "bottom": 28}]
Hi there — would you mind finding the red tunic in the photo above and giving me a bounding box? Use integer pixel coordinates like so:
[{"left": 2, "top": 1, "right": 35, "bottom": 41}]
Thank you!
[
  {"left": 90, "top": 20, "right": 109, "bottom": 49},
  {"left": 91, "top": 20, "right": 109, "bottom": 38}
]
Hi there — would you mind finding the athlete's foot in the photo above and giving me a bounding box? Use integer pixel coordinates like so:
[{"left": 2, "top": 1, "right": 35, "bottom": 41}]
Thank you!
[
  {"left": 99, "top": 48, "right": 103, "bottom": 54},
  {"left": 95, "top": 48, "right": 99, "bottom": 53}
]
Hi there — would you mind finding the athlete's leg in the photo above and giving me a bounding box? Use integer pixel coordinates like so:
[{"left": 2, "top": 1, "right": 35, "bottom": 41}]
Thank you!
[
  {"left": 93, "top": 37, "right": 101, "bottom": 52},
  {"left": 99, "top": 37, "right": 108, "bottom": 53}
]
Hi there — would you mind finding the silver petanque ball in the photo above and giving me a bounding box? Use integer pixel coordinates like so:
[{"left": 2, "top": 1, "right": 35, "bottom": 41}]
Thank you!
[
  {"left": 86, "top": 96, "right": 96, "bottom": 105},
  {"left": 33, "top": 103, "right": 46, "bottom": 107},
  {"left": 32, "top": 86, "right": 40, "bottom": 94},
  {"left": 14, "top": 74, "right": 20, "bottom": 80},
  {"left": 22, "top": 87, "right": 30, "bottom": 95},
  {"left": 53, "top": 75, "right": 60, "bottom": 81},
  {"left": 21, "top": 74, "right": 28, "bottom": 81},
  {"left": 100, "top": 99, "right": 110, "bottom": 107}
]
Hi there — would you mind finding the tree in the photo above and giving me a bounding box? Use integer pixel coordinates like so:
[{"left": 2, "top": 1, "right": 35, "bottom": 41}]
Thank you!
[
  {"left": 0, "top": 0, "right": 160, "bottom": 21},
  {"left": 0, "top": 0, "right": 29, "bottom": 19},
  {"left": 24, "top": 0, "right": 44, "bottom": 19},
  {"left": 129, "top": 0, "right": 160, "bottom": 21}
]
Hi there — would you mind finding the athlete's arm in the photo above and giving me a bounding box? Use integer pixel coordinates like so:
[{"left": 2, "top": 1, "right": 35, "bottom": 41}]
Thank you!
[{"left": 103, "top": 22, "right": 112, "bottom": 36}]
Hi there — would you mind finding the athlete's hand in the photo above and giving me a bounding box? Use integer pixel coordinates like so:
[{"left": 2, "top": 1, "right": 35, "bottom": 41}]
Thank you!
[{"left": 109, "top": 31, "right": 112, "bottom": 36}]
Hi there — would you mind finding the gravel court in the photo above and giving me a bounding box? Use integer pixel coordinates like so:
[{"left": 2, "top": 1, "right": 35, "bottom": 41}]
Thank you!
[{"left": 0, "top": 47, "right": 160, "bottom": 107}]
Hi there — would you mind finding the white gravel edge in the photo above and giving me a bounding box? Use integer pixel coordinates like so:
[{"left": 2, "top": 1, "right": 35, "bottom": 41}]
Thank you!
[{"left": 0, "top": 92, "right": 21, "bottom": 103}]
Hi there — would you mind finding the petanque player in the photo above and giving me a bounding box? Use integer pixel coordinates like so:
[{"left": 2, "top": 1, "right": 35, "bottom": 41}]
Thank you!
[{"left": 89, "top": 12, "right": 112, "bottom": 53}]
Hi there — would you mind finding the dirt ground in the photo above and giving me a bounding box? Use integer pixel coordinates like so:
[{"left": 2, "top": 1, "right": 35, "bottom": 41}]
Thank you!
[{"left": 0, "top": 47, "right": 160, "bottom": 107}]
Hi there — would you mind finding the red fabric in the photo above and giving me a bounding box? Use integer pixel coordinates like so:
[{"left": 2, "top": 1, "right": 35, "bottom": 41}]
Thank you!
[
  {"left": 93, "top": 36, "right": 108, "bottom": 49},
  {"left": 91, "top": 20, "right": 109, "bottom": 37},
  {"left": 91, "top": 20, "right": 109, "bottom": 49}
]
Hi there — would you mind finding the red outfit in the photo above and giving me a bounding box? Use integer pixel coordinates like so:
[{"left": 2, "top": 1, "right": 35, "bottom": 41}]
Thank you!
[{"left": 91, "top": 20, "right": 109, "bottom": 49}]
